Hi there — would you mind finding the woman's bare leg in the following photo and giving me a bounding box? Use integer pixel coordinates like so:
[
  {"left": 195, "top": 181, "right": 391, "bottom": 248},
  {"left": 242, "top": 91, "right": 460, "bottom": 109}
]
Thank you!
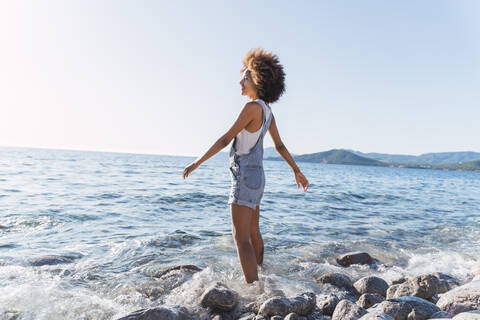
[
  {"left": 250, "top": 205, "right": 264, "bottom": 266},
  {"left": 230, "top": 203, "right": 258, "bottom": 283}
]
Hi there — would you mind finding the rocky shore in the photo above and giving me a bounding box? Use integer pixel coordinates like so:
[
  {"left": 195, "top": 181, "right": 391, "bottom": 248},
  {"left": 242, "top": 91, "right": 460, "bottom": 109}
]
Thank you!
[
  {"left": 2, "top": 252, "right": 479, "bottom": 320},
  {"left": 119, "top": 252, "right": 480, "bottom": 320}
]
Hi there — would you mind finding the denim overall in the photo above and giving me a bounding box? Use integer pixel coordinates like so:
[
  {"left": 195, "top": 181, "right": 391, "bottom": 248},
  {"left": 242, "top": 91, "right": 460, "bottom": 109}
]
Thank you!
[{"left": 228, "top": 99, "right": 273, "bottom": 210}]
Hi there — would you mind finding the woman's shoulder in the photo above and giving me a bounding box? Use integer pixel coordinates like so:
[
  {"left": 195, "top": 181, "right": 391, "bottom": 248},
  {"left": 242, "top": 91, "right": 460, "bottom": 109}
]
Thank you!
[{"left": 243, "top": 100, "right": 264, "bottom": 114}]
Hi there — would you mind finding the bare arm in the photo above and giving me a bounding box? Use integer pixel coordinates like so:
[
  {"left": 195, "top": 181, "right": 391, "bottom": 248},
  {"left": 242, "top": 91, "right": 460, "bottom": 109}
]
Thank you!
[
  {"left": 182, "top": 102, "right": 257, "bottom": 179},
  {"left": 268, "top": 115, "right": 300, "bottom": 173},
  {"left": 268, "top": 114, "right": 309, "bottom": 191}
]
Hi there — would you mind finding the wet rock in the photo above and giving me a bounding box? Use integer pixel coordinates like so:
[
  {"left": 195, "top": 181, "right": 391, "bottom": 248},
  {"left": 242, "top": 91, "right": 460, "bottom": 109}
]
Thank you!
[
  {"left": 285, "top": 313, "right": 300, "bottom": 320},
  {"left": 142, "top": 266, "right": 201, "bottom": 300},
  {"left": 386, "top": 285, "right": 400, "bottom": 299},
  {"left": 428, "top": 294, "right": 439, "bottom": 304},
  {"left": 27, "top": 255, "right": 74, "bottom": 266},
  {"left": 200, "top": 282, "right": 238, "bottom": 312},
  {"left": 315, "top": 273, "right": 354, "bottom": 290},
  {"left": 317, "top": 294, "right": 340, "bottom": 316},
  {"left": 431, "top": 272, "right": 460, "bottom": 294},
  {"left": 289, "top": 292, "right": 317, "bottom": 316},
  {"left": 258, "top": 292, "right": 316, "bottom": 317},
  {"left": 436, "top": 280, "right": 480, "bottom": 316},
  {"left": 307, "top": 306, "right": 331, "bottom": 320},
  {"left": 258, "top": 296, "right": 291, "bottom": 317},
  {"left": 336, "top": 252, "right": 374, "bottom": 267},
  {"left": 393, "top": 275, "right": 439, "bottom": 299},
  {"left": 237, "top": 313, "right": 256, "bottom": 320},
  {"left": 389, "top": 296, "right": 440, "bottom": 320},
  {"left": 254, "top": 316, "right": 267, "bottom": 320},
  {"left": 357, "top": 293, "right": 385, "bottom": 309},
  {"left": 0, "top": 310, "right": 22, "bottom": 320},
  {"left": 332, "top": 299, "right": 367, "bottom": 320},
  {"left": 270, "top": 316, "right": 283, "bottom": 320},
  {"left": 358, "top": 313, "right": 395, "bottom": 320},
  {"left": 210, "top": 309, "right": 242, "bottom": 320},
  {"left": 242, "top": 301, "right": 261, "bottom": 314},
  {"left": 152, "top": 264, "right": 202, "bottom": 278},
  {"left": 430, "top": 311, "right": 448, "bottom": 318},
  {"left": 117, "top": 306, "right": 189, "bottom": 320},
  {"left": 143, "top": 287, "right": 165, "bottom": 300},
  {"left": 354, "top": 277, "right": 389, "bottom": 297},
  {"left": 391, "top": 277, "right": 407, "bottom": 285},
  {"left": 452, "top": 310, "right": 480, "bottom": 320},
  {"left": 368, "top": 300, "right": 412, "bottom": 320}
]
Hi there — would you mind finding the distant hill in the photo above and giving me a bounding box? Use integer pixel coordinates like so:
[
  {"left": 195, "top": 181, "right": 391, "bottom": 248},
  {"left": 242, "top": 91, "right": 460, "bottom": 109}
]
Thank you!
[
  {"left": 350, "top": 151, "right": 417, "bottom": 164},
  {"left": 448, "top": 160, "right": 480, "bottom": 171},
  {"left": 417, "top": 152, "right": 480, "bottom": 165},
  {"left": 267, "top": 149, "right": 386, "bottom": 166},
  {"left": 210, "top": 147, "right": 480, "bottom": 172},
  {"left": 352, "top": 150, "right": 480, "bottom": 166}
]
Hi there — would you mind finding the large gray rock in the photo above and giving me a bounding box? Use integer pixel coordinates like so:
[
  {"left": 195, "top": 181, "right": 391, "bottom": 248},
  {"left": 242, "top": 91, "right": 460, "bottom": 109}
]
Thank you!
[
  {"left": 258, "top": 297, "right": 290, "bottom": 317},
  {"left": 453, "top": 310, "right": 480, "bottom": 320},
  {"left": 317, "top": 294, "right": 340, "bottom": 315},
  {"left": 389, "top": 296, "right": 440, "bottom": 320},
  {"left": 258, "top": 292, "right": 316, "bottom": 317},
  {"left": 368, "top": 296, "right": 439, "bottom": 320},
  {"left": 431, "top": 272, "right": 460, "bottom": 294},
  {"left": 386, "top": 285, "right": 401, "bottom": 299},
  {"left": 429, "top": 310, "right": 448, "bottom": 318},
  {"left": 354, "top": 277, "right": 389, "bottom": 297},
  {"left": 393, "top": 275, "right": 439, "bottom": 299},
  {"left": 152, "top": 264, "right": 202, "bottom": 278},
  {"left": 357, "top": 293, "right": 385, "bottom": 309},
  {"left": 117, "top": 306, "right": 189, "bottom": 320},
  {"left": 289, "top": 292, "right": 317, "bottom": 316},
  {"left": 316, "top": 273, "right": 354, "bottom": 290},
  {"left": 332, "top": 299, "right": 367, "bottom": 320},
  {"left": 200, "top": 282, "right": 238, "bottom": 311},
  {"left": 368, "top": 300, "right": 412, "bottom": 320},
  {"left": 336, "top": 252, "right": 374, "bottom": 267},
  {"left": 359, "top": 313, "right": 395, "bottom": 320},
  {"left": 142, "top": 265, "right": 202, "bottom": 300},
  {"left": 436, "top": 280, "right": 480, "bottom": 315}
]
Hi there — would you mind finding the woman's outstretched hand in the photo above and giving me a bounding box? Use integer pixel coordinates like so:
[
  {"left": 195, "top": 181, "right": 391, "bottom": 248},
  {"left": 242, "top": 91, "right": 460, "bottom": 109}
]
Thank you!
[
  {"left": 295, "top": 171, "right": 309, "bottom": 192},
  {"left": 182, "top": 161, "right": 199, "bottom": 179}
]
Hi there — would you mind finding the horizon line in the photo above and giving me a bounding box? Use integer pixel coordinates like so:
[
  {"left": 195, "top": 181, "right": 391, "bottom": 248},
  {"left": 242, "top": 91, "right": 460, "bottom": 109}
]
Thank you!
[{"left": 1, "top": 144, "right": 478, "bottom": 158}]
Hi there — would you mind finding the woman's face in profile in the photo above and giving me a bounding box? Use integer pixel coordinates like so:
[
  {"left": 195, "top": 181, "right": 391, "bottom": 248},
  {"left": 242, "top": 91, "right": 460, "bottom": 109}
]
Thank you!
[{"left": 240, "top": 69, "right": 257, "bottom": 98}]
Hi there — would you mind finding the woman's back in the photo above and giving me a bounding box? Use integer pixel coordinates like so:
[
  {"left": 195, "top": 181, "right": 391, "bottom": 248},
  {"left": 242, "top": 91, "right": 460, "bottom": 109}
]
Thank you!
[{"left": 234, "top": 99, "right": 271, "bottom": 155}]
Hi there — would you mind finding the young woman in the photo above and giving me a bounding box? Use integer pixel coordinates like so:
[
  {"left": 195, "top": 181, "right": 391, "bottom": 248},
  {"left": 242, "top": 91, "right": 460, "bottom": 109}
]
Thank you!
[{"left": 182, "top": 48, "right": 309, "bottom": 284}]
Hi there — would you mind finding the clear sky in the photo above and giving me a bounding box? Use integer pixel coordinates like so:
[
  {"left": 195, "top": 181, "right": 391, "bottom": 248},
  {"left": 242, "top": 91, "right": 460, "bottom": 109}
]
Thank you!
[{"left": 1, "top": 1, "right": 479, "bottom": 156}]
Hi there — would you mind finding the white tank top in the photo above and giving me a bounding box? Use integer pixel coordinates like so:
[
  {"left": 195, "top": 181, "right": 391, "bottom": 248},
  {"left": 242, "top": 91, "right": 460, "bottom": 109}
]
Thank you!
[{"left": 234, "top": 99, "right": 271, "bottom": 155}]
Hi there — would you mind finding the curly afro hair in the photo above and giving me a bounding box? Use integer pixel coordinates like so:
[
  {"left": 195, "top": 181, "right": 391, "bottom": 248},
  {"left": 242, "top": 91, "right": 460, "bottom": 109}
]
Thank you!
[{"left": 241, "top": 47, "right": 286, "bottom": 104}]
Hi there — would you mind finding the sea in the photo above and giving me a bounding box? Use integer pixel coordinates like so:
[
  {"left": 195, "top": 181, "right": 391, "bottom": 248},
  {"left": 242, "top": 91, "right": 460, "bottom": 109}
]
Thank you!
[{"left": 0, "top": 146, "right": 479, "bottom": 319}]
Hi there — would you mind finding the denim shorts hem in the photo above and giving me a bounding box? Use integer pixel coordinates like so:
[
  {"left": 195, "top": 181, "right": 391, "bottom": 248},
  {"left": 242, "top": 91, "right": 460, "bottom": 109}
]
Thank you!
[{"left": 228, "top": 198, "right": 259, "bottom": 210}]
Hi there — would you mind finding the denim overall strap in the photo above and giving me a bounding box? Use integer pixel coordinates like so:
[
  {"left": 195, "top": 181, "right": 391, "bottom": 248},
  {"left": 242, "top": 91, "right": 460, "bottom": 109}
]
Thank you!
[{"left": 255, "top": 99, "right": 272, "bottom": 141}]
